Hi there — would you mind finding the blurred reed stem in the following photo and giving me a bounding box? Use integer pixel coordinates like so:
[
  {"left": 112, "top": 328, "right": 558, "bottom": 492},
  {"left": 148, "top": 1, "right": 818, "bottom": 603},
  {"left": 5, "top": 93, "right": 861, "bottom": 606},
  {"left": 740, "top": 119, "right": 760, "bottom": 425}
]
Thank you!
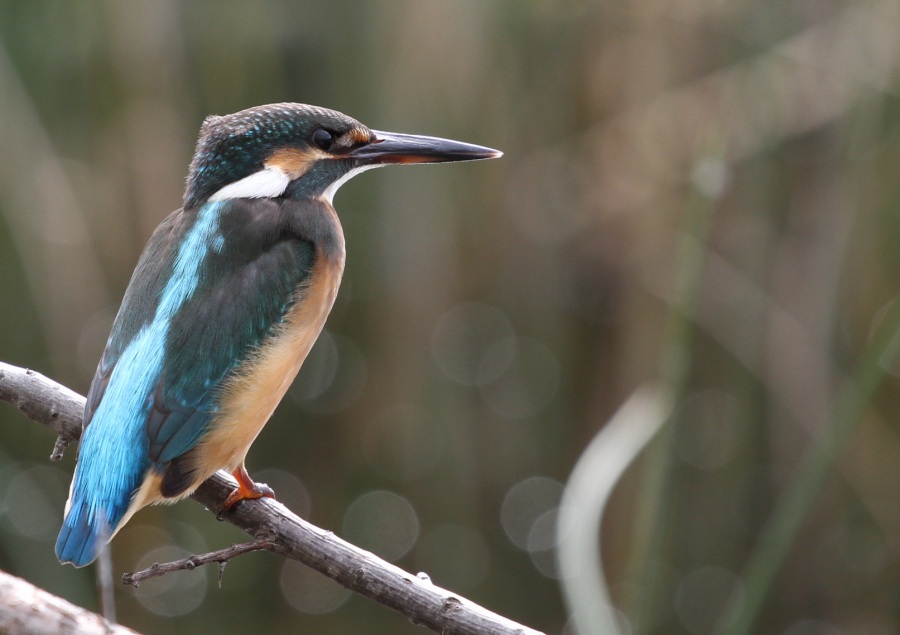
[
  {"left": 625, "top": 152, "right": 722, "bottom": 634},
  {"left": 719, "top": 298, "right": 900, "bottom": 635},
  {"left": 558, "top": 385, "right": 672, "bottom": 635},
  {"left": 717, "top": 96, "right": 888, "bottom": 635}
]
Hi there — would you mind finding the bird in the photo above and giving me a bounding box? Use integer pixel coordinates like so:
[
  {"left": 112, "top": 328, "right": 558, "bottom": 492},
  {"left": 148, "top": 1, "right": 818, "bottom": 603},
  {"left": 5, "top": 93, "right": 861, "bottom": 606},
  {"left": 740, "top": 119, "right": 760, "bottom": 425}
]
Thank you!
[{"left": 55, "top": 102, "right": 501, "bottom": 567}]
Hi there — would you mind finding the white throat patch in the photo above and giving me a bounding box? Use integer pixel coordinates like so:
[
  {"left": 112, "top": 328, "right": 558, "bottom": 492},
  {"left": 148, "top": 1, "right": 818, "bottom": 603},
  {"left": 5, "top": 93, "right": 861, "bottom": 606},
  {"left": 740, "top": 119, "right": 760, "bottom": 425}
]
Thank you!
[
  {"left": 207, "top": 163, "right": 383, "bottom": 205},
  {"left": 320, "top": 164, "right": 382, "bottom": 205},
  {"left": 208, "top": 166, "right": 291, "bottom": 202}
]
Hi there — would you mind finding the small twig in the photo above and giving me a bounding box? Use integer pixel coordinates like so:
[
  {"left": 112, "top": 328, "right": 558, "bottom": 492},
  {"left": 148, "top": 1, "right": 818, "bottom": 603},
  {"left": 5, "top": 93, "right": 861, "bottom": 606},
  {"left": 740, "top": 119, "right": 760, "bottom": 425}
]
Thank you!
[
  {"left": 122, "top": 537, "right": 275, "bottom": 588},
  {"left": 50, "top": 435, "right": 71, "bottom": 462}
]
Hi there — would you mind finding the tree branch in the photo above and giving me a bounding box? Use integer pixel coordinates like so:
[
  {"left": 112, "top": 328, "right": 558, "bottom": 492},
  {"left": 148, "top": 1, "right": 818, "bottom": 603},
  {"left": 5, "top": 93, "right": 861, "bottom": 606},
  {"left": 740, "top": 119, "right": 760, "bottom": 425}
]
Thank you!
[
  {"left": 0, "top": 364, "right": 82, "bottom": 460},
  {"left": 0, "top": 568, "right": 141, "bottom": 635},
  {"left": 122, "top": 537, "right": 276, "bottom": 588},
  {"left": 0, "top": 362, "right": 544, "bottom": 635}
]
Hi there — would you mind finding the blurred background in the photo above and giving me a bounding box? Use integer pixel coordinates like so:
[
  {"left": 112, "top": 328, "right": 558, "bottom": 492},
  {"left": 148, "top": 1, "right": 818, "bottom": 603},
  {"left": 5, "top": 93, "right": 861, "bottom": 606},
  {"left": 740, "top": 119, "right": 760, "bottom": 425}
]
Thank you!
[{"left": 1, "top": 1, "right": 899, "bottom": 634}]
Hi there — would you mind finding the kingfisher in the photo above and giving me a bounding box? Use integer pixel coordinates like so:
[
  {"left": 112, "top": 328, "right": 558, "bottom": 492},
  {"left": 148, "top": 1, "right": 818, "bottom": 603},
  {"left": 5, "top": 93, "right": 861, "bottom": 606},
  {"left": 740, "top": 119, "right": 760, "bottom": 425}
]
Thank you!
[{"left": 55, "top": 103, "right": 501, "bottom": 567}]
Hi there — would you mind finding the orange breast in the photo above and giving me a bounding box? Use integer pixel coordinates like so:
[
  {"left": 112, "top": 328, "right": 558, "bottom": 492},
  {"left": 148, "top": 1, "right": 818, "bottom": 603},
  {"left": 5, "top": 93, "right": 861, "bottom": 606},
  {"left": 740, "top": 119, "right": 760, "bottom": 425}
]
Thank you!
[{"left": 190, "top": 247, "right": 344, "bottom": 481}]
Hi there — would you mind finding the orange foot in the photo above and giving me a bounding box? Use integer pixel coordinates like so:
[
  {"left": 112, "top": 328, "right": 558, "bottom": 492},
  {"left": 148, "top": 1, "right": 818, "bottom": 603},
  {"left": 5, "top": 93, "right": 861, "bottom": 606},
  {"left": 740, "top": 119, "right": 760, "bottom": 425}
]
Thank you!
[{"left": 222, "top": 464, "right": 275, "bottom": 511}]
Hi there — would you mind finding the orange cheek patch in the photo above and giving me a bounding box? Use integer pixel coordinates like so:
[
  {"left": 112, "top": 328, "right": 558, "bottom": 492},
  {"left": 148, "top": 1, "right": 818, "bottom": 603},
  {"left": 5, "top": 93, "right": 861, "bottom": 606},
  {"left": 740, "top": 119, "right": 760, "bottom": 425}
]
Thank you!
[
  {"left": 346, "top": 127, "right": 373, "bottom": 146},
  {"left": 265, "top": 147, "right": 319, "bottom": 179}
]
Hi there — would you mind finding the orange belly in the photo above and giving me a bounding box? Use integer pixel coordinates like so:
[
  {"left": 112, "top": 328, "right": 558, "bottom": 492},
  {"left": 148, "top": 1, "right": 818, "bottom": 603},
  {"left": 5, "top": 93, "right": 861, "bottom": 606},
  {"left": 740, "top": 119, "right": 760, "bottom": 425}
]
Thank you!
[{"left": 191, "top": 253, "right": 344, "bottom": 480}]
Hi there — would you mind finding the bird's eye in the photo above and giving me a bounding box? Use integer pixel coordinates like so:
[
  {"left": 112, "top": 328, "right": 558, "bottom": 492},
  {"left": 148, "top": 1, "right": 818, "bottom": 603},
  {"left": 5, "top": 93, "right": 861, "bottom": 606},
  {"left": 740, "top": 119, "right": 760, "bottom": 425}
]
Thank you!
[{"left": 312, "top": 129, "right": 335, "bottom": 152}]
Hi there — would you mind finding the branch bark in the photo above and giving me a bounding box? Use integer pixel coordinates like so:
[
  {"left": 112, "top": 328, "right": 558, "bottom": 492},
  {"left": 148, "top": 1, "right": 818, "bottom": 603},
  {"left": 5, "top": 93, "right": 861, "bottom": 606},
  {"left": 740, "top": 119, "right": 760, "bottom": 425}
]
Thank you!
[
  {"left": 0, "top": 569, "right": 140, "bottom": 635},
  {"left": 0, "top": 362, "right": 544, "bottom": 635},
  {"left": 122, "top": 537, "right": 276, "bottom": 588}
]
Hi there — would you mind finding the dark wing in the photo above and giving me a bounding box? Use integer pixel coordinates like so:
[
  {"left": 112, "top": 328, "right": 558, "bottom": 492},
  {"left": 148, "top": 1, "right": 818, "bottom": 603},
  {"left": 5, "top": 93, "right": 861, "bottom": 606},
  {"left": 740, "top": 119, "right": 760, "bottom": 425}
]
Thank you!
[{"left": 144, "top": 199, "right": 315, "bottom": 495}]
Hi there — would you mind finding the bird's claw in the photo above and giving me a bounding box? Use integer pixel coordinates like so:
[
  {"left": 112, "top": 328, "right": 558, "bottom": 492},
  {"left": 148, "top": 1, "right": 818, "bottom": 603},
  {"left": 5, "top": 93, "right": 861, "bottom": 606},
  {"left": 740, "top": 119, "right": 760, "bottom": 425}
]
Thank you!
[
  {"left": 222, "top": 481, "right": 275, "bottom": 510},
  {"left": 220, "top": 463, "right": 277, "bottom": 513}
]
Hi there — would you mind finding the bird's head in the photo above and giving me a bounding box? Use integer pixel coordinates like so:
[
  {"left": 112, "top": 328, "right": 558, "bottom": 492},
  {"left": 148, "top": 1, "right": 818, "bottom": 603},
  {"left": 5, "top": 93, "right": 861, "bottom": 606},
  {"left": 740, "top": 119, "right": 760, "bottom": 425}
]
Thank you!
[{"left": 184, "top": 103, "right": 501, "bottom": 209}]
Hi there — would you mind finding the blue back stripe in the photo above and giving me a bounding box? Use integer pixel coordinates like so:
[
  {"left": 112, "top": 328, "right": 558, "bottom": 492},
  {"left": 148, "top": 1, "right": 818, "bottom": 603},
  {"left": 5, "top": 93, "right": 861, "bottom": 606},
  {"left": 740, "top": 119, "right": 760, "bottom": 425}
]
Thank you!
[{"left": 73, "top": 201, "right": 223, "bottom": 522}]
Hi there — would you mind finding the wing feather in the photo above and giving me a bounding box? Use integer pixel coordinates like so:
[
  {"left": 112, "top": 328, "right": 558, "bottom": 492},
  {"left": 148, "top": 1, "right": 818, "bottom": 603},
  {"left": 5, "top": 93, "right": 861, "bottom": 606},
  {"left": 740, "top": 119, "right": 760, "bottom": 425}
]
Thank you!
[
  {"left": 145, "top": 201, "right": 315, "bottom": 468},
  {"left": 84, "top": 199, "right": 315, "bottom": 482}
]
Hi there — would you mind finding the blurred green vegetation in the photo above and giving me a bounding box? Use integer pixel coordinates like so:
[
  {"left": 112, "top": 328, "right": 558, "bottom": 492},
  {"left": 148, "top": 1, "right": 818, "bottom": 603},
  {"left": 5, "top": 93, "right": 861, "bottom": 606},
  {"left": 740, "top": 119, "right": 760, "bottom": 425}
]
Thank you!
[{"left": 1, "top": 1, "right": 899, "bottom": 634}]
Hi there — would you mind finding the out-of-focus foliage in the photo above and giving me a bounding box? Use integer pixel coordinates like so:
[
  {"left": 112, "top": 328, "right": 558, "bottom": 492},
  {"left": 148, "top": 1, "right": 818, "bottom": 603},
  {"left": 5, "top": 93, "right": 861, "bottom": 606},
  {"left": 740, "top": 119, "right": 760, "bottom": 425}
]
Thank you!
[{"left": 0, "top": 1, "right": 899, "bottom": 633}]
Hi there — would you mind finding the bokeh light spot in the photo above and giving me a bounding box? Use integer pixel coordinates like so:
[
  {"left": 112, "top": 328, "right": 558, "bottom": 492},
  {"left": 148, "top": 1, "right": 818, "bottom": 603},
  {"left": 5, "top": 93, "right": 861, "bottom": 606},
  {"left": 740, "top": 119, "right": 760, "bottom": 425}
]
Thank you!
[
  {"left": 342, "top": 490, "right": 419, "bottom": 562},
  {"left": 280, "top": 560, "right": 351, "bottom": 614},
  {"left": 133, "top": 546, "right": 207, "bottom": 617},
  {"left": 691, "top": 156, "right": 730, "bottom": 200},
  {"left": 253, "top": 468, "right": 311, "bottom": 518},
  {"left": 0, "top": 463, "right": 68, "bottom": 540},
  {"left": 528, "top": 500, "right": 570, "bottom": 579},
  {"left": 529, "top": 547, "right": 561, "bottom": 579},
  {"left": 291, "top": 328, "right": 339, "bottom": 400},
  {"left": 291, "top": 330, "right": 367, "bottom": 415},
  {"left": 431, "top": 302, "right": 515, "bottom": 386},
  {"left": 500, "top": 476, "right": 563, "bottom": 551},
  {"left": 477, "top": 336, "right": 518, "bottom": 385},
  {"left": 527, "top": 507, "right": 561, "bottom": 553}
]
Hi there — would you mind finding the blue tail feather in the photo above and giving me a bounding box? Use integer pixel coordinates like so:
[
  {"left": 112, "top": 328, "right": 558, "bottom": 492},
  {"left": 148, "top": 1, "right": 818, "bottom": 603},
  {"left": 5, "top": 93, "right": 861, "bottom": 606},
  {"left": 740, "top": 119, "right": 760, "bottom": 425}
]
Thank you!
[
  {"left": 56, "top": 426, "right": 148, "bottom": 567},
  {"left": 57, "top": 370, "right": 152, "bottom": 566},
  {"left": 55, "top": 499, "right": 117, "bottom": 568}
]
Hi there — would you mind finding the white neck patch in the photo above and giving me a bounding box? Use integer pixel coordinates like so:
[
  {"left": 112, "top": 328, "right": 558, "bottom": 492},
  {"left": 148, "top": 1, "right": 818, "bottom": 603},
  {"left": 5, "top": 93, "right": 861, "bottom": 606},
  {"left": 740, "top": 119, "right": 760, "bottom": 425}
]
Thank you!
[
  {"left": 208, "top": 166, "right": 291, "bottom": 202},
  {"left": 320, "top": 164, "right": 382, "bottom": 205}
]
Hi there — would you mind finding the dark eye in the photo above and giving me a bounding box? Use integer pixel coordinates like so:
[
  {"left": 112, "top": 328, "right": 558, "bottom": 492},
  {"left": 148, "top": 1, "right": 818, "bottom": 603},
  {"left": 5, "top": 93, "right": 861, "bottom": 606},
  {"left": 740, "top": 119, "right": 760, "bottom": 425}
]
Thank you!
[{"left": 312, "top": 128, "right": 334, "bottom": 151}]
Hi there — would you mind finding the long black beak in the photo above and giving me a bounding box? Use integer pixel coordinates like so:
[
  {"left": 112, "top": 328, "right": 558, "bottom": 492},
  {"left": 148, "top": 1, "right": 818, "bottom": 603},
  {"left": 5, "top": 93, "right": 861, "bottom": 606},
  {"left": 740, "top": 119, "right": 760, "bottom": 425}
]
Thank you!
[{"left": 351, "top": 130, "right": 502, "bottom": 165}]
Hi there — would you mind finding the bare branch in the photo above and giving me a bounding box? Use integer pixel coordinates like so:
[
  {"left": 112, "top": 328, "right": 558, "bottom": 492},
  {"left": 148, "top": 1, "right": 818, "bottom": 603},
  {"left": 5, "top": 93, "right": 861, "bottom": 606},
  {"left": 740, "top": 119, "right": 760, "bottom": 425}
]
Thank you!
[
  {"left": 122, "top": 537, "right": 276, "bottom": 588},
  {"left": 0, "top": 364, "right": 82, "bottom": 459},
  {"left": 0, "top": 361, "right": 544, "bottom": 635},
  {"left": 0, "top": 568, "right": 141, "bottom": 635}
]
